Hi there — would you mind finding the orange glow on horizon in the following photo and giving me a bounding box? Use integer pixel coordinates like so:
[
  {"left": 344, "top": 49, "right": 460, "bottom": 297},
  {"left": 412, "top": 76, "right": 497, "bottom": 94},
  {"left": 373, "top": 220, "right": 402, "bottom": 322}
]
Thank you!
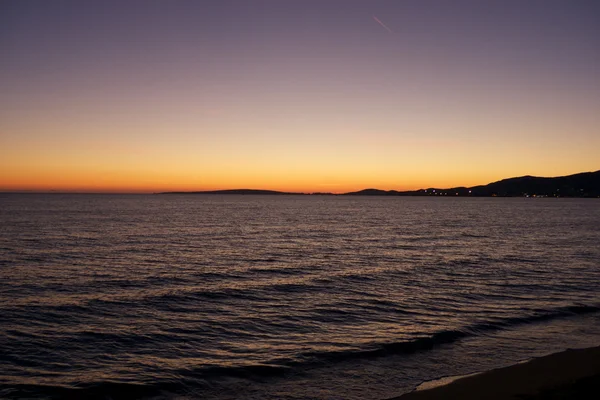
[
  {"left": 2, "top": 1, "right": 599, "bottom": 196},
  {"left": 0, "top": 166, "right": 595, "bottom": 194}
]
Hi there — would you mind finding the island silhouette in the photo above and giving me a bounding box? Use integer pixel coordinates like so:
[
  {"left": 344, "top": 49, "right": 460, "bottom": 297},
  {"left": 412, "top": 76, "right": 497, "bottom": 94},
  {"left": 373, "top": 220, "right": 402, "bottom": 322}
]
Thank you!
[{"left": 160, "top": 170, "right": 600, "bottom": 198}]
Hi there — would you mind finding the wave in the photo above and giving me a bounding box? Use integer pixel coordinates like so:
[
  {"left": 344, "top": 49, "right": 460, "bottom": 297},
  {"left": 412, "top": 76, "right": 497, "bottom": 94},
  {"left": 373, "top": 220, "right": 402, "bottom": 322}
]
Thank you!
[
  {"left": 466, "top": 304, "right": 600, "bottom": 333},
  {"left": 302, "top": 304, "right": 600, "bottom": 364},
  {"left": 172, "top": 303, "right": 600, "bottom": 379},
  {"left": 2, "top": 304, "right": 598, "bottom": 399}
]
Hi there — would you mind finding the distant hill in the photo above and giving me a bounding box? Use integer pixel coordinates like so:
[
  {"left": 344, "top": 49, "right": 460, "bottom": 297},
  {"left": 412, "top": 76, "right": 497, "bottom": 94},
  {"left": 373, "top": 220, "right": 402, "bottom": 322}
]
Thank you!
[
  {"left": 159, "top": 170, "right": 600, "bottom": 197},
  {"left": 160, "top": 189, "right": 302, "bottom": 195},
  {"left": 344, "top": 170, "right": 600, "bottom": 197},
  {"left": 467, "top": 171, "right": 600, "bottom": 197},
  {"left": 344, "top": 189, "right": 402, "bottom": 196}
]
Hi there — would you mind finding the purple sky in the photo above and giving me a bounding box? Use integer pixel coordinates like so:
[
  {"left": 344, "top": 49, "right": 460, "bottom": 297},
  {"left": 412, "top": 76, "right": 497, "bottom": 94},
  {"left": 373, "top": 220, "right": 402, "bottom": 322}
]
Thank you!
[{"left": 1, "top": 0, "right": 599, "bottom": 192}]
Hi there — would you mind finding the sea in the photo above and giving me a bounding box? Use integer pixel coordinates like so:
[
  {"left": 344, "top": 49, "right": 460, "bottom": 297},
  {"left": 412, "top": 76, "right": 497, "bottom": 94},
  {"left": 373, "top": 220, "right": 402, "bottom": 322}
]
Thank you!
[{"left": 1, "top": 194, "right": 599, "bottom": 400}]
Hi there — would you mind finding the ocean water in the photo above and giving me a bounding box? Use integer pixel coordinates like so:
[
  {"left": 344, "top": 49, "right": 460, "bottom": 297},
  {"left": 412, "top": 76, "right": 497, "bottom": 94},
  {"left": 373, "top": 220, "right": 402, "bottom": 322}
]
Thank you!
[{"left": 1, "top": 194, "right": 599, "bottom": 399}]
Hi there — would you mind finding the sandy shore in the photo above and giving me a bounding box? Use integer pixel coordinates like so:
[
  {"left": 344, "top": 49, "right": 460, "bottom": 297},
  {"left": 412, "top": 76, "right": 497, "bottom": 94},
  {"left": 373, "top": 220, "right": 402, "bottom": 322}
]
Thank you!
[{"left": 391, "top": 346, "right": 600, "bottom": 400}]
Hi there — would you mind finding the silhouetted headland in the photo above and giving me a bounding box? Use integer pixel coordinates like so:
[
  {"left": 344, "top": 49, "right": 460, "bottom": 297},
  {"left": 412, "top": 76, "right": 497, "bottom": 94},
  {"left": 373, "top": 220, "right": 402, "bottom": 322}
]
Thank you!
[
  {"left": 160, "top": 189, "right": 302, "bottom": 195},
  {"left": 159, "top": 170, "right": 600, "bottom": 197},
  {"left": 345, "top": 170, "right": 600, "bottom": 197}
]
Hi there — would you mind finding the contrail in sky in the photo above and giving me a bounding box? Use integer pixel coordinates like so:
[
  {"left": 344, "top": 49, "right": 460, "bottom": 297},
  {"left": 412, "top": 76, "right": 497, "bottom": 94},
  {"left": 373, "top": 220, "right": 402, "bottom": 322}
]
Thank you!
[{"left": 372, "top": 15, "right": 392, "bottom": 33}]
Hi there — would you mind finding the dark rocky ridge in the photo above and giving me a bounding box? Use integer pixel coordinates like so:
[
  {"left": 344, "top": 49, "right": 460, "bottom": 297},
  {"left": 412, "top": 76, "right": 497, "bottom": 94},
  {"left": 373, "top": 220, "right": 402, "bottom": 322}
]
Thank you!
[{"left": 160, "top": 170, "right": 600, "bottom": 197}]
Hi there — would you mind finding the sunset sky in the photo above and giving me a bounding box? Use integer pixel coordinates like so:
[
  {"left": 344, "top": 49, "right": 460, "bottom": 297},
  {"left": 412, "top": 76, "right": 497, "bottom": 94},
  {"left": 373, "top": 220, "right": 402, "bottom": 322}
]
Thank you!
[{"left": 1, "top": 0, "right": 599, "bottom": 193}]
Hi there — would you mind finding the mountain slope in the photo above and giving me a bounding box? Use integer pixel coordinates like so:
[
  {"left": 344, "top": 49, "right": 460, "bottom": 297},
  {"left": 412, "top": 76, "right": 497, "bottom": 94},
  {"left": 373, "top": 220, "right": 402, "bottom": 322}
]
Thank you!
[
  {"left": 159, "top": 171, "right": 600, "bottom": 197},
  {"left": 468, "top": 170, "right": 600, "bottom": 197},
  {"left": 345, "top": 171, "right": 600, "bottom": 197}
]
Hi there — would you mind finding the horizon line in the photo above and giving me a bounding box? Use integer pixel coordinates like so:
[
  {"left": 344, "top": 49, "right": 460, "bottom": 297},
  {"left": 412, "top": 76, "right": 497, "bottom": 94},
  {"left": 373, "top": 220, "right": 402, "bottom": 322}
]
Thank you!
[{"left": 2, "top": 169, "right": 598, "bottom": 196}]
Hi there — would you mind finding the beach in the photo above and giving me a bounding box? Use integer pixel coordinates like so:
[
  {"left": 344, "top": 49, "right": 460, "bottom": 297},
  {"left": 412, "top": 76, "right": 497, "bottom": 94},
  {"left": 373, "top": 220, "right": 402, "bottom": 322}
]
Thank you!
[{"left": 392, "top": 346, "right": 600, "bottom": 400}]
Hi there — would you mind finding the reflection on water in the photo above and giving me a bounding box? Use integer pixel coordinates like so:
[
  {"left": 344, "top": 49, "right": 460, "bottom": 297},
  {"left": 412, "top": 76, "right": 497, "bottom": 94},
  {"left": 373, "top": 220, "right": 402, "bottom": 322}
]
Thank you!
[{"left": 1, "top": 195, "right": 599, "bottom": 399}]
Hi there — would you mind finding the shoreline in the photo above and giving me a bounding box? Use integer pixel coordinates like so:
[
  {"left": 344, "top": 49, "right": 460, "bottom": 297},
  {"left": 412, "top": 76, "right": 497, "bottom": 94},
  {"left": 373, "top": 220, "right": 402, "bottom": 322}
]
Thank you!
[{"left": 390, "top": 346, "right": 600, "bottom": 400}]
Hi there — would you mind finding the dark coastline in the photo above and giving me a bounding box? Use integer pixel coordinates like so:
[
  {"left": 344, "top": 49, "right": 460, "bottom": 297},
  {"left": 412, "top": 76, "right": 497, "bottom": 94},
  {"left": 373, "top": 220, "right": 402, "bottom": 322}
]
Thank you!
[
  {"left": 391, "top": 346, "right": 600, "bottom": 400},
  {"left": 158, "top": 170, "right": 600, "bottom": 197}
]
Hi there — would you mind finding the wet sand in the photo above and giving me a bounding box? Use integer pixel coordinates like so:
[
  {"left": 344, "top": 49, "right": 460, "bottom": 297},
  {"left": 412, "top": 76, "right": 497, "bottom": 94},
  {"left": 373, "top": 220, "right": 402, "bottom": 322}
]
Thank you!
[{"left": 391, "top": 346, "right": 600, "bottom": 400}]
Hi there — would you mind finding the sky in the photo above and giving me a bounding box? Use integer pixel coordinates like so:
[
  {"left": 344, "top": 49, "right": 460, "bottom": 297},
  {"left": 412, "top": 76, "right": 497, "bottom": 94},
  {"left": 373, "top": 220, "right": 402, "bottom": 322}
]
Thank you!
[{"left": 1, "top": 0, "right": 599, "bottom": 193}]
